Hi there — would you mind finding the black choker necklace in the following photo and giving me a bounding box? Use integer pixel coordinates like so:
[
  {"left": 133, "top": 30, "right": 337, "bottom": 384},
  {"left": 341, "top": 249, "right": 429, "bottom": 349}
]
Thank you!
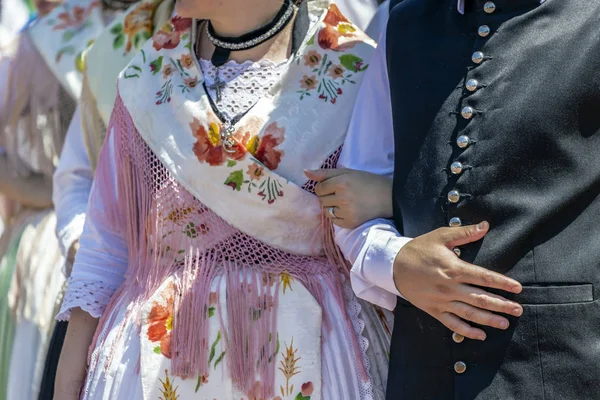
[{"left": 206, "top": 0, "right": 295, "bottom": 67}]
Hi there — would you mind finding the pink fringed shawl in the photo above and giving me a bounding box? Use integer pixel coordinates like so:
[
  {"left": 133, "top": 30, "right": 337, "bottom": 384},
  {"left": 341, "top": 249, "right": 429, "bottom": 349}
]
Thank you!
[{"left": 91, "top": 5, "right": 376, "bottom": 398}]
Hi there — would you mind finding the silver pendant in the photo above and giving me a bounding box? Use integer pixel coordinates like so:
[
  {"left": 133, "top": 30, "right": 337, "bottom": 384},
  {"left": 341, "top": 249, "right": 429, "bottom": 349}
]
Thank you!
[{"left": 221, "top": 121, "right": 237, "bottom": 153}]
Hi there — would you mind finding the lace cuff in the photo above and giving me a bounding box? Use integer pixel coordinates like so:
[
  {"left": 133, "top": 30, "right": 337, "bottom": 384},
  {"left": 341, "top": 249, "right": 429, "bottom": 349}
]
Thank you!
[{"left": 56, "top": 278, "right": 116, "bottom": 321}]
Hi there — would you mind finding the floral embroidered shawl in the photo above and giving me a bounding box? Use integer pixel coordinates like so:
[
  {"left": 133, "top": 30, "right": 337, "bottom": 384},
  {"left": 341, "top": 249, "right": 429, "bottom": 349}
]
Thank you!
[
  {"left": 28, "top": 0, "right": 105, "bottom": 99},
  {"left": 81, "top": 0, "right": 175, "bottom": 171},
  {"left": 119, "top": 5, "right": 375, "bottom": 255}
]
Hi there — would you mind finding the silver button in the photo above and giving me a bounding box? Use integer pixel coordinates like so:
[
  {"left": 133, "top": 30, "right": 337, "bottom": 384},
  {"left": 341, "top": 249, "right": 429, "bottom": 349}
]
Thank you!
[
  {"left": 483, "top": 1, "right": 496, "bottom": 13},
  {"left": 472, "top": 51, "right": 484, "bottom": 64},
  {"left": 461, "top": 106, "right": 474, "bottom": 120},
  {"left": 453, "top": 248, "right": 462, "bottom": 257},
  {"left": 478, "top": 25, "right": 490, "bottom": 37},
  {"left": 457, "top": 135, "right": 471, "bottom": 149},
  {"left": 449, "top": 217, "right": 462, "bottom": 227},
  {"left": 452, "top": 332, "right": 464, "bottom": 343},
  {"left": 450, "top": 161, "right": 464, "bottom": 175},
  {"left": 448, "top": 190, "right": 461, "bottom": 203},
  {"left": 454, "top": 361, "right": 467, "bottom": 374},
  {"left": 466, "top": 79, "right": 478, "bottom": 92}
]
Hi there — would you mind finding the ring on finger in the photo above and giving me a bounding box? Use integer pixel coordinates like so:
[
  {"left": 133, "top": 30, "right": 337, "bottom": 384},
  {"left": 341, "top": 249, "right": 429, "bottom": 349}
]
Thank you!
[{"left": 327, "top": 206, "right": 338, "bottom": 219}]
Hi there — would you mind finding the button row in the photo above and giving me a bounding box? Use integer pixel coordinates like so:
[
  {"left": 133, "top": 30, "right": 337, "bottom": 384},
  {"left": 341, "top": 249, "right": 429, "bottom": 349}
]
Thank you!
[{"left": 450, "top": 2, "right": 494, "bottom": 241}]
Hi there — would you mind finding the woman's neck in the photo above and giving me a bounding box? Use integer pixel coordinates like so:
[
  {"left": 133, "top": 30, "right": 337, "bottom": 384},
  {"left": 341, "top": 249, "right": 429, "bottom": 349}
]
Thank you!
[
  {"left": 210, "top": 0, "right": 283, "bottom": 38},
  {"left": 198, "top": 1, "right": 295, "bottom": 65}
]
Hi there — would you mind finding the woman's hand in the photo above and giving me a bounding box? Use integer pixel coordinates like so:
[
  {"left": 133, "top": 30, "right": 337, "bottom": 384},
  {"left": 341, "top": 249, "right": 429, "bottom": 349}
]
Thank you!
[
  {"left": 54, "top": 308, "right": 99, "bottom": 400},
  {"left": 304, "top": 168, "right": 393, "bottom": 229}
]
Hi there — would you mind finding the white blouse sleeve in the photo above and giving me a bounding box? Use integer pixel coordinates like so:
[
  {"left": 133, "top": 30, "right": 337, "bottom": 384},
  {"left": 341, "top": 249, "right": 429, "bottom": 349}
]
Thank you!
[
  {"left": 53, "top": 105, "right": 93, "bottom": 258},
  {"left": 334, "top": 26, "right": 412, "bottom": 311},
  {"left": 57, "top": 124, "right": 128, "bottom": 320}
]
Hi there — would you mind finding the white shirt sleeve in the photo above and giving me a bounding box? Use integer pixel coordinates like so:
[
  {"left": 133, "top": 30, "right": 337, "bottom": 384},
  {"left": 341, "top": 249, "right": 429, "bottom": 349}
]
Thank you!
[
  {"left": 334, "top": 25, "right": 411, "bottom": 311},
  {"left": 334, "top": 0, "right": 379, "bottom": 33},
  {"left": 365, "top": 0, "right": 390, "bottom": 40},
  {"left": 53, "top": 105, "right": 93, "bottom": 258},
  {"left": 57, "top": 126, "right": 128, "bottom": 320}
]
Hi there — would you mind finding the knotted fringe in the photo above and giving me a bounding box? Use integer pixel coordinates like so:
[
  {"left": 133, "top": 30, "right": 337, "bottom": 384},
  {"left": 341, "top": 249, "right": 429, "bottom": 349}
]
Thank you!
[
  {"left": 88, "top": 93, "right": 368, "bottom": 398},
  {"left": 320, "top": 212, "right": 369, "bottom": 382}
]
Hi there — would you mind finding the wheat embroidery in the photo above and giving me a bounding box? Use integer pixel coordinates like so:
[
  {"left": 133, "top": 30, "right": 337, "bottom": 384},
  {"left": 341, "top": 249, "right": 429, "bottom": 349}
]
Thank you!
[{"left": 279, "top": 338, "right": 301, "bottom": 396}]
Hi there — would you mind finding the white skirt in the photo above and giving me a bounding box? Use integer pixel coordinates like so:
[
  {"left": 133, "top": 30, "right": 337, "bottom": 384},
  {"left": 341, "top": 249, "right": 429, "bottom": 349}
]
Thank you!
[{"left": 82, "top": 276, "right": 392, "bottom": 400}]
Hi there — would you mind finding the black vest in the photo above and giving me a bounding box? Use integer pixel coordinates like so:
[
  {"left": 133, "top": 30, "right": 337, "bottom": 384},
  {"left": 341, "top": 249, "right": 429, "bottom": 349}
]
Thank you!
[{"left": 386, "top": 0, "right": 600, "bottom": 398}]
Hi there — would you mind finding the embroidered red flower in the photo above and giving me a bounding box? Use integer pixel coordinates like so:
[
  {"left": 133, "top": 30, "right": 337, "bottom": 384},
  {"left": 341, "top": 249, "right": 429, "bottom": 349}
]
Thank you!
[
  {"left": 152, "top": 29, "right": 181, "bottom": 51},
  {"left": 53, "top": 1, "right": 100, "bottom": 31},
  {"left": 301, "top": 382, "right": 314, "bottom": 396},
  {"left": 171, "top": 16, "right": 192, "bottom": 32},
  {"left": 147, "top": 292, "right": 175, "bottom": 359},
  {"left": 191, "top": 118, "right": 250, "bottom": 166},
  {"left": 255, "top": 122, "right": 285, "bottom": 170},
  {"left": 318, "top": 4, "right": 366, "bottom": 51}
]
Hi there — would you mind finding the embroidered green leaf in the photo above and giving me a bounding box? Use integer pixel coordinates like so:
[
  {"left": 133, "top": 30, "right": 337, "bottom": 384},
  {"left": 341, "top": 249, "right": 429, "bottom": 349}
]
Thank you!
[
  {"left": 224, "top": 170, "right": 244, "bottom": 191},
  {"left": 62, "top": 30, "right": 76, "bottom": 42},
  {"left": 113, "top": 33, "right": 125, "bottom": 49},
  {"left": 214, "top": 351, "right": 226, "bottom": 369},
  {"left": 133, "top": 33, "right": 144, "bottom": 50},
  {"left": 55, "top": 46, "right": 75, "bottom": 63},
  {"left": 339, "top": 54, "right": 365, "bottom": 73},
  {"left": 208, "top": 306, "right": 215, "bottom": 318},
  {"left": 227, "top": 160, "right": 237, "bottom": 167},
  {"left": 209, "top": 331, "right": 221, "bottom": 364},
  {"left": 109, "top": 23, "right": 123, "bottom": 35},
  {"left": 124, "top": 65, "right": 142, "bottom": 79},
  {"left": 184, "top": 222, "right": 199, "bottom": 238},
  {"left": 295, "top": 394, "right": 310, "bottom": 400},
  {"left": 195, "top": 376, "right": 201, "bottom": 392},
  {"left": 306, "top": 34, "right": 315, "bottom": 45},
  {"left": 153, "top": 346, "right": 162, "bottom": 354},
  {"left": 182, "top": 33, "right": 189, "bottom": 41},
  {"left": 150, "top": 56, "right": 164, "bottom": 75}
]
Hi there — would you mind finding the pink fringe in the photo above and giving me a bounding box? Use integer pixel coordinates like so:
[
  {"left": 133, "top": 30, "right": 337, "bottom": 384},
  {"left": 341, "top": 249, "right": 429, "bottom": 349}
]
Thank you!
[{"left": 87, "top": 91, "right": 369, "bottom": 397}]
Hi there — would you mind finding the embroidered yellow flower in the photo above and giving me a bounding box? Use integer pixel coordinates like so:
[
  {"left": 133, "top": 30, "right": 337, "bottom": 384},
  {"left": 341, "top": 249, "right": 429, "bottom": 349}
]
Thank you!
[
  {"left": 245, "top": 135, "right": 260, "bottom": 155},
  {"left": 207, "top": 123, "right": 220, "bottom": 146},
  {"left": 337, "top": 22, "right": 356, "bottom": 35},
  {"left": 280, "top": 272, "right": 293, "bottom": 294}
]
